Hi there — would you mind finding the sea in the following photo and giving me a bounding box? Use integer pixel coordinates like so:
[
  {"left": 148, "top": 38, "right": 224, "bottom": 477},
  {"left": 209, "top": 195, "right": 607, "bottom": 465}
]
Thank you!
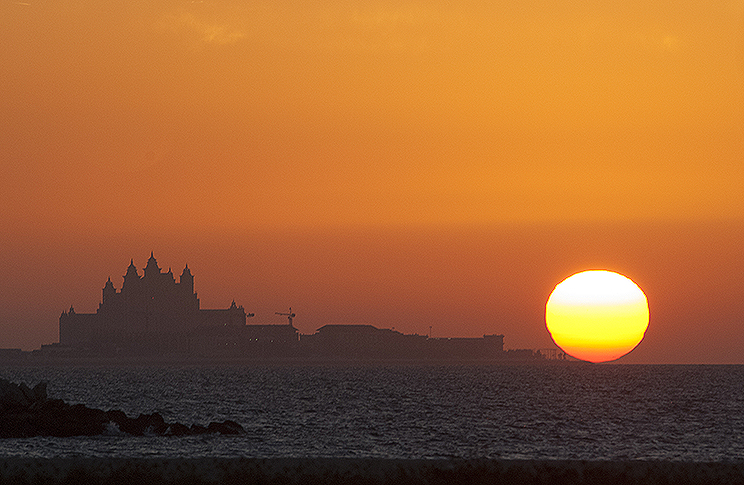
[{"left": 1, "top": 363, "right": 742, "bottom": 462}]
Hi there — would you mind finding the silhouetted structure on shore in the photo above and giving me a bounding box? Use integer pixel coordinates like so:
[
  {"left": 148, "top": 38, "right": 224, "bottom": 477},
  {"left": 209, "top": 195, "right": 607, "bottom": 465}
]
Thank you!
[
  {"left": 302, "top": 324, "right": 504, "bottom": 361},
  {"left": 58, "top": 253, "right": 292, "bottom": 356},
  {"left": 47, "top": 254, "right": 537, "bottom": 362}
]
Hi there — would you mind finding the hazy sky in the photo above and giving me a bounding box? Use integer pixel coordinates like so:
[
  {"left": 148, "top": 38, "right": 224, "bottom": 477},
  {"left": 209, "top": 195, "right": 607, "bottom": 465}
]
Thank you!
[{"left": 1, "top": 0, "right": 742, "bottom": 362}]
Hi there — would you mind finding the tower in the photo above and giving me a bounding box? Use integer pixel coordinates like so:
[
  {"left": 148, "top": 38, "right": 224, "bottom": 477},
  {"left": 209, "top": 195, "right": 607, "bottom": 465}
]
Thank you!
[
  {"left": 143, "top": 251, "right": 160, "bottom": 278},
  {"left": 123, "top": 259, "right": 140, "bottom": 287},
  {"left": 180, "top": 265, "right": 194, "bottom": 293},
  {"left": 102, "top": 277, "right": 116, "bottom": 305}
]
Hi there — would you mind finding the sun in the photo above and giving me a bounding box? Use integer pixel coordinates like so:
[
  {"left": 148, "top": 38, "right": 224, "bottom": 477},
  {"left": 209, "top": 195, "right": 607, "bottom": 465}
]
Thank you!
[{"left": 545, "top": 270, "right": 649, "bottom": 363}]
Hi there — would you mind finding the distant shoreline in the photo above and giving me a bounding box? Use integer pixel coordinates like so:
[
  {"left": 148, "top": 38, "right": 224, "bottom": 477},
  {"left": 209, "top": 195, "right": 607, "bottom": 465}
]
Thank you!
[
  {"left": 0, "top": 355, "right": 582, "bottom": 366},
  {"left": 0, "top": 457, "right": 742, "bottom": 485}
]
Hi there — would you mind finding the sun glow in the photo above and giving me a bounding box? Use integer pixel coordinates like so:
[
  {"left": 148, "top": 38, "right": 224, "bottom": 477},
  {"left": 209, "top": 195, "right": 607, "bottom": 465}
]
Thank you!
[{"left": 545, "top": 270, "right": 649, "bottom": 363}]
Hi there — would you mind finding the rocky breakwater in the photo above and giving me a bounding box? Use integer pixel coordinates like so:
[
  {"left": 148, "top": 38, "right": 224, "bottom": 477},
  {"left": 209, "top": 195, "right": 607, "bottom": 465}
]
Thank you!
[{"left": 0, "top": 379, "right": 244, "bottom": 438}]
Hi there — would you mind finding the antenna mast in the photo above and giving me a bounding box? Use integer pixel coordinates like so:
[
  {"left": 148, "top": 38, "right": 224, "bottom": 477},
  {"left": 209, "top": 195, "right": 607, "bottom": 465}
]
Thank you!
[{"left": 275, "top": 307, "right": 296, "bottom": 326}]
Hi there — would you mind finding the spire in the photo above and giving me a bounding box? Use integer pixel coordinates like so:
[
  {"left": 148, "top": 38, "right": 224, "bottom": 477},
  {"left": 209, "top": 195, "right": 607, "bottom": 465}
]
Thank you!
[
  {"left": 103, "top": 276, "right": 116, "bottom": 303},
  {"left": 180, "top": 265, "right": 192, "bottom": 276},
  {"left": 124, "top": 259, "right": 139, "bottom": 280},
  {"left": 180, "top": 264, "right": 194, "bottom": 287},
  {"left": 144, "top": 252, "right": 160, "bottom": 276}
]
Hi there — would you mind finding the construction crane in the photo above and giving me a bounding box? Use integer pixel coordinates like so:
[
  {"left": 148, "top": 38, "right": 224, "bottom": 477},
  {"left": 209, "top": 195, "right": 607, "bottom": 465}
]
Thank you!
[{"left": 275, "top": 307, "right": 296, "bottom": 326}]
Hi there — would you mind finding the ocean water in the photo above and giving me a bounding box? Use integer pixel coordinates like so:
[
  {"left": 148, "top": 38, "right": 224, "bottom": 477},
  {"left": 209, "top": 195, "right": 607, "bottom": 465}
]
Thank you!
[{"left": 1, "top": 364, "right": 742, "bottom": 462}]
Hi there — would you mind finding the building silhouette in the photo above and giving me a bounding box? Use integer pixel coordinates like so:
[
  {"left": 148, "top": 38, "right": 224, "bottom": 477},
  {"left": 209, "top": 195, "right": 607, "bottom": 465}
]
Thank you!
[
  {"left": 302, "top": 325, "right": 504, "bottom": 361},
  {"left": 59, "top": 253, "right": 255, "bottom": 355},
  {"left": 55, "top": 253, "right": 519, "bottom": 361}
]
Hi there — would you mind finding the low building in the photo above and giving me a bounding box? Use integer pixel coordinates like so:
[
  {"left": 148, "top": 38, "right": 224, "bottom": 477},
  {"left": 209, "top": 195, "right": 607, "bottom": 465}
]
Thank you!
[
  {"left": 302, "top": 324, "right": 504, "bottom": 361},
  {"left": 192, "top": 323, "right": 299, "bottom": 358},
  {"left": 427, "top": 334, "right": 505, "bottom": 360}
]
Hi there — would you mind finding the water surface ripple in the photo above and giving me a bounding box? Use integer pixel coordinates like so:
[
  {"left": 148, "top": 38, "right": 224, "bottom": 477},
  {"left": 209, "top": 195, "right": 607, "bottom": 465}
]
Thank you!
[{"left": 1, "top": 364, "right": 742, "bottom": 461}]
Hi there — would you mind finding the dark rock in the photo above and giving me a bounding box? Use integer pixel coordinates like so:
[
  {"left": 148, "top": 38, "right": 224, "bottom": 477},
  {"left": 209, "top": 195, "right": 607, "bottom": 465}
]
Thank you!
[
  {"left": 207, "top": 420, "right": 245, "bottom": 435},
  {"left": 166, "top": 422, "right": 191, "bottom": 436},
  {"left": 30, "top": 401, "right": 107, "bottom": 437},
  {"left": 32, "top": 382, "right": 47, "bottom": 402},
  {"left": 35, "top": 398, "right": 68, "bottom": 414},
  {"left": 0, "top": 411, "right": 33, "bottom": 438},
  {"left": 118, "top": 412, "right": 167, "bottom": 436},
  {"left": 18, "top": 383, "right": 35, "bottom": 404},
  {"left": 66, "top": 404, "right": 109, "bottom": 436},
  {"left": 0, "top": 379, "right": 31, "bottom": 411},
  {"left": 0, "top": 380, "right": 244, "bottom": 438},
  {"left": 106, "top": 408, "right": 128, "bottom": 427}
]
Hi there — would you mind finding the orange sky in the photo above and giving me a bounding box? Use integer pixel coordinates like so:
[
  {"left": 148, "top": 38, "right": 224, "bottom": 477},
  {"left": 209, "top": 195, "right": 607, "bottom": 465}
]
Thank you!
[{"left": 1, "top": 0, "right": 742, "bottom": 362}]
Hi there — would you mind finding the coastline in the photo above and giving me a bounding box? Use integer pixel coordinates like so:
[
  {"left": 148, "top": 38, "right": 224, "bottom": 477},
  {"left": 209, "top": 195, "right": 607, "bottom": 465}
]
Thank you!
[
  {"left": 1, "top": 457, "right": 742, "bottom": 484},
  {"left": 0, "top": 355, "right": 574, "bottom": 366}
]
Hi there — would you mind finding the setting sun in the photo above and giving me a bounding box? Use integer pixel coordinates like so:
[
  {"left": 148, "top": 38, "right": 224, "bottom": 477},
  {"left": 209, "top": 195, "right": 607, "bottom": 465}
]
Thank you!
[{"left": 545, "top": 270, "right": 649, "bottom": 363}]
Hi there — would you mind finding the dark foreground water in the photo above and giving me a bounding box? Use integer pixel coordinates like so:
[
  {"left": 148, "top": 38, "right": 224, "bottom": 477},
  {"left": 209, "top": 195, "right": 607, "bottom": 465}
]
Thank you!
[{"left": 1, "top": 364, "right": 743, "bottom": 462}]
